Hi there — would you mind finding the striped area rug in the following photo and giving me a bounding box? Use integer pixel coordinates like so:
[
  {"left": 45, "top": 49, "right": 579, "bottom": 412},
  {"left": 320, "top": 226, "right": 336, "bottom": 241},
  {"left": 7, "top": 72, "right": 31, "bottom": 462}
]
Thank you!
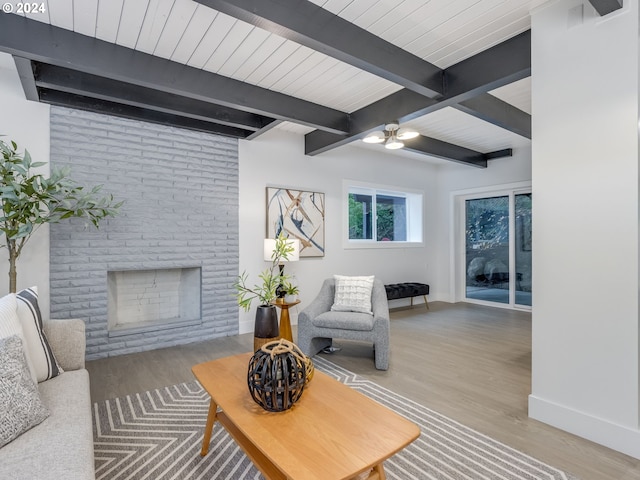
[{"left": 93, "top": 357, "right": 579, "bottom": 480}]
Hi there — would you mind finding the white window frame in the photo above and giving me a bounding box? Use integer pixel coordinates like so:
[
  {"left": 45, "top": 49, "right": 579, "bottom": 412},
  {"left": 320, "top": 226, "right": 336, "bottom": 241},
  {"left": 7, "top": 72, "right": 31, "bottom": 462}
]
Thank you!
[
  {"left": 450, "top": 181, "right": 532, "bottom": 311},
  {"left": 343, "top": 180, "right": 424, "bottom": 249}
]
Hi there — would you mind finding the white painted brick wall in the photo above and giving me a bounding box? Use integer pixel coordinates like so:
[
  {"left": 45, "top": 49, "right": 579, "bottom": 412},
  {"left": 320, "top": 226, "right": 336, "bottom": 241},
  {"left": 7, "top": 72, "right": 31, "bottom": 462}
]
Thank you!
[{"left": 49, "top": 107, "right": 239, "bottom": 359}]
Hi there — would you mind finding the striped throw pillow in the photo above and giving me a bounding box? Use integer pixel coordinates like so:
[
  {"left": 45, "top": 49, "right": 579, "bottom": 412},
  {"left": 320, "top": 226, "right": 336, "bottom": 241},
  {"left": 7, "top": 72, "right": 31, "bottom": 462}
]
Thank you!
[{"left": 16, "top": 287, "right": 62, "bottom": 383}]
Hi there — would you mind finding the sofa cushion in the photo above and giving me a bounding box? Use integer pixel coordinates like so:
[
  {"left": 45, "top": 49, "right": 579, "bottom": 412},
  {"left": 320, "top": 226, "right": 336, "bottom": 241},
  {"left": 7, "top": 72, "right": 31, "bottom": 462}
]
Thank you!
[
  {"left": 313, "top": 311, "right": 374, "bottom": 331},
  {"left": 0, "top": 293, "right": 37, "bottom": 382},
  {"left": 331, "top": 275, "right": 374, "bottom": 315},
  {"left": 16, "top": 287, "right": 62, "bottom": 383},
  {"left": 0, "top": 369, "right": 95, "bottom": 480},
  {"left": 0, "top": 335, "right": 49, "bottom": 448}
]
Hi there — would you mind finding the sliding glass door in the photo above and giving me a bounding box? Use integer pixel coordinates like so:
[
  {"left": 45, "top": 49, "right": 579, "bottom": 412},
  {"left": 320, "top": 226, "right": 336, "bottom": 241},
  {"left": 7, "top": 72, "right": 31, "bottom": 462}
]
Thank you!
[
  {"left": 465, "top": 196, "right": 510, "bottom": 304},
  {"left": 464, "top": 191, "right": 531, "bottom": 308},
  {"left": 514, "top": 193, "right": 532, "bottom": 307}
]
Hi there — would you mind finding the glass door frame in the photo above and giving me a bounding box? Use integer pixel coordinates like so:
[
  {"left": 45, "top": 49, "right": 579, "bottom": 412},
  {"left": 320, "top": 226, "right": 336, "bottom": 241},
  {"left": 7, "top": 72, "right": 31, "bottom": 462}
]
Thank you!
[{"left": 454, "top": 184, "right": 532, "bottom": 311}]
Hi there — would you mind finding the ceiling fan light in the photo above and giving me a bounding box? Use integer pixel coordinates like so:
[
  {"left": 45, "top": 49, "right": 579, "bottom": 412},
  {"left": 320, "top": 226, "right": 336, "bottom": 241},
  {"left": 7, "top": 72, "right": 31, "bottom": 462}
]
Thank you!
[
  {"left": 362, "top": 131, "right": 385, "bottom": 144},
  {"left": 385, "top": 139, "right": 404, "bottom": 150},
  {"left": 397, "top": 128, "right": 419, "bottom": 140}
]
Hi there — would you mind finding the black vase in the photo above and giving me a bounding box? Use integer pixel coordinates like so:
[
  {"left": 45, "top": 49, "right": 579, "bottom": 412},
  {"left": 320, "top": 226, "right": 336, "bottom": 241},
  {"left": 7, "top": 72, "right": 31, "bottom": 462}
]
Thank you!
[{"left": 253, "top": 305, "right": 279, "bottom": 352}]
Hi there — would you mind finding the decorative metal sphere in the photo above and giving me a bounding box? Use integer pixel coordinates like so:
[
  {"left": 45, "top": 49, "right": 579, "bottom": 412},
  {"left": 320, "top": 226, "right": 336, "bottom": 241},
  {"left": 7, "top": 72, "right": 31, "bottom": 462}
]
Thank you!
[{"left": 247, "top": 339, "right": 308, "bottom": 412}]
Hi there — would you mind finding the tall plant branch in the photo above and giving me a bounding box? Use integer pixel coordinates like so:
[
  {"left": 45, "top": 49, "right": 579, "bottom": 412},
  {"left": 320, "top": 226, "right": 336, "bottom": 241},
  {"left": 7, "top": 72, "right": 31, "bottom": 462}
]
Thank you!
[
  {"left": 0, "top": 138, "right": 122, "bottom": 292},
  {"left": 234, "top": 233, "right": 295, "bottom": 311}
]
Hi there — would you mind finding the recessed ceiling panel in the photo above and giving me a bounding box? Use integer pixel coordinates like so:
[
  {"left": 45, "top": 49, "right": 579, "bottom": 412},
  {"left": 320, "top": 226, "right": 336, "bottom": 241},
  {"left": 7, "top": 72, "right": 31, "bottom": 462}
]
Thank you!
[
  {"left": 403, "top": 107, "right": 531, "bottom": 153},
  {"left": 490, "top": 77, "right": 532, "bottom": 115}
]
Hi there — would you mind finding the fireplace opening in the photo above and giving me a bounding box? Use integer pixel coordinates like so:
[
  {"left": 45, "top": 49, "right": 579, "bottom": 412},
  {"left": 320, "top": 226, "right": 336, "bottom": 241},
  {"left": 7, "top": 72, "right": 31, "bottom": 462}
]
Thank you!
[{"left": 108, "top": 267, "right": 202, "bottom": 336}]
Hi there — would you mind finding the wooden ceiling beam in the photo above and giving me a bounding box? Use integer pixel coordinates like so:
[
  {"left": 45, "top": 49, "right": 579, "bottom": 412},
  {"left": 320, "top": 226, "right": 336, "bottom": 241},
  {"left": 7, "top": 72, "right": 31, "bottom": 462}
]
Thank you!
[
  {"left": 306, "top": 31, "right": 531, "bottom": 156},
  {"left": 198, "top": 0, "right": 531, "bottom": 147},
  {"left": 194, "top": 0, "right": 444, "bottom": 98},
  {"left": 442, "top": 30, "right": 531, "bottom": 101},
  {"left": 0, "top": 14, "right": 350, "bottom": 135},
  {"left": 38, "top": 89, "right": 255, "bottom": 138},
  {"left": 12, "top": 56, "right": 38, "bottom": 101},
  {"left": 403, "top": 137, "right": 513, "bottom": 168},
  {"left": 587, "top": 0, "right": 623, "bottom": 16},
  {"left": 34, "top": 63, "right": 273, "bottom": 132},
  {"left": 454, "top": 95, "right": 531, "bottom": 140}
]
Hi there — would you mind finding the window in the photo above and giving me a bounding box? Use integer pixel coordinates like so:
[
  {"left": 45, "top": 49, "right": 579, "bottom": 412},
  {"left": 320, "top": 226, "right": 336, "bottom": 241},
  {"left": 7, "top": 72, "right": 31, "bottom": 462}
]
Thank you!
[{"left": 345, "top": 182, "right": 422, "bottom": 246}]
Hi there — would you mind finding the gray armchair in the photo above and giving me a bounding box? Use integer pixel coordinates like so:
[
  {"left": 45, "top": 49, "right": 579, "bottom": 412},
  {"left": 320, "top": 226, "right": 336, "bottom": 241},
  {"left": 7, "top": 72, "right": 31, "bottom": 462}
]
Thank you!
[{"left": 297, "top": 278, "right": 390, "bottom": 370}]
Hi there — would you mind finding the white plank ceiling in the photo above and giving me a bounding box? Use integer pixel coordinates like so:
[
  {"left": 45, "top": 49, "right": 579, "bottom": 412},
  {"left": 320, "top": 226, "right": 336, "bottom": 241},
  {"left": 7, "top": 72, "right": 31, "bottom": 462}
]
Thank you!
[{"left": 10, "top": 0, "right": 548, "bottom": 164}]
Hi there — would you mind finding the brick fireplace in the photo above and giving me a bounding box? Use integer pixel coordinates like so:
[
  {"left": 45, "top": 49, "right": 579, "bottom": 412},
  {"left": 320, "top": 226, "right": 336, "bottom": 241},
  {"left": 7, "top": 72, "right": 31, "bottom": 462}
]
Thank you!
[
  {"left": 48, "top": 107, "right": 239, "bottom": 359},
  {"left": 107, "top": 267, "right": 202, "bottom": 335}
]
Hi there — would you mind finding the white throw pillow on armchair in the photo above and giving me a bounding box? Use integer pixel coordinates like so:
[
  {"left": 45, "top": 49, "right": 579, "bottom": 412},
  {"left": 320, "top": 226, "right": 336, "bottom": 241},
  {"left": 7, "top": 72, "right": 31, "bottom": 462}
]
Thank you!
[{"left": 331, "top": 275, "right": 375, "bottom": 315}]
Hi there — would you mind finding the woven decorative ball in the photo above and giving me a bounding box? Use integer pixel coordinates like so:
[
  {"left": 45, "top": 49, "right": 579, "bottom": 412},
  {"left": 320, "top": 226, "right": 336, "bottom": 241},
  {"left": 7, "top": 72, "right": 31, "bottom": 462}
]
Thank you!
[
  {"left": 302, "top": 353, "right": 314, "bottom": 384},
  {"left": 247, "top": 339, "right": 308, "bottom": 412}
]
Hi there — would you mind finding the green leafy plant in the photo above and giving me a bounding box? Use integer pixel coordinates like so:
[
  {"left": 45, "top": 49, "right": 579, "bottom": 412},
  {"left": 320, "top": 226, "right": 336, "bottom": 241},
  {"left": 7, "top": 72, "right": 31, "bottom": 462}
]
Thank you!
[
  {"left": 282, "top": 280, "right": 299, "bottom": 296},
  {"left": 0, "top": 138, "right": 123, "bottom": 292},
  {"left": 234, "top": 233, "right": 295, "bottom": 311}
]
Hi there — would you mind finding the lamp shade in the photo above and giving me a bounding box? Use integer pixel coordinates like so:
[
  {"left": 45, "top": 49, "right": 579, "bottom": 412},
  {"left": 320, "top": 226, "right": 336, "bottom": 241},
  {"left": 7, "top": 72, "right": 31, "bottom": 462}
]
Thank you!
[
  {"left": 264, "top": 238, "right": 300, "bottom": 262},
  {"left": 263, "top": 239, "right": 276, "bottom": 261}
]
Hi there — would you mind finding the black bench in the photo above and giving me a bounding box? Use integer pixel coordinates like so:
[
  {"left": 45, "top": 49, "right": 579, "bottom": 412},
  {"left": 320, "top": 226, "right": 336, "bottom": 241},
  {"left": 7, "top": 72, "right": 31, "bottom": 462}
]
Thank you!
[{"left": 384, "top": 283, "right": 430, "bottom": 310}]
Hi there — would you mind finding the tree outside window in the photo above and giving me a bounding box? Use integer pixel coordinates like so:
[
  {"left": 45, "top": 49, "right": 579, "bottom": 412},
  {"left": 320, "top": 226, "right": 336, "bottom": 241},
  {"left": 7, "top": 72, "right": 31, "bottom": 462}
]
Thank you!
[{"left": 348, "top": 186, "right": 418, "bottom": 243}]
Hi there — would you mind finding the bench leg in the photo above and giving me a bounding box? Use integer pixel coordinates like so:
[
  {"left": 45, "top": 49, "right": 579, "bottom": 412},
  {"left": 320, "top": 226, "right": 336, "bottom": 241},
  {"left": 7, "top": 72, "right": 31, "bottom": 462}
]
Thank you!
[{"left": 423, "top": 295, "right": 430, "bottom": 310}]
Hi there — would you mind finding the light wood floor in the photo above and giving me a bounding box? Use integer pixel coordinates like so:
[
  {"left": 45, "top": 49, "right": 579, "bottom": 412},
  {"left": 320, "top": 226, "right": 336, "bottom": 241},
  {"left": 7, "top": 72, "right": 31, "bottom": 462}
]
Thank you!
[{"left": 86, "top": 302, "right": 640, "bottom": 480}]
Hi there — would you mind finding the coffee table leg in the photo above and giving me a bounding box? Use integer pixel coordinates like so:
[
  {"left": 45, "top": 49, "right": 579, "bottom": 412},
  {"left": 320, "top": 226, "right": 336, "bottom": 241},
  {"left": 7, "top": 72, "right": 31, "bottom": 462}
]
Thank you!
[
  {"left": 200, "top": 399, "right": 218, "bottom": 456},
  {"left": 354, "top": 463, "right": 386, "bottom": 480},
  {"left": 373, "top": 463, "right": 386, "bottom": 480},
  {"left": 363, "top": 464, "right": 385, "bottom": 480}
]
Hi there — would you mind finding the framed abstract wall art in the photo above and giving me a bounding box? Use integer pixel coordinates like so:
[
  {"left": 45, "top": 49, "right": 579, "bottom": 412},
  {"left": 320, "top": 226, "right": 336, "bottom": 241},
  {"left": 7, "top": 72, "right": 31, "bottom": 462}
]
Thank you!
[{"left": 266, "top": 187, "right": 325, "bottom": 257}]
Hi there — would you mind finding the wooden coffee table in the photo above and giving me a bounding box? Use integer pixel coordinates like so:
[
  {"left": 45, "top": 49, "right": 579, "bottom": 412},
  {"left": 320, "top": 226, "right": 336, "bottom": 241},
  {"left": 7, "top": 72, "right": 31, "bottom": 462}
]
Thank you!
[{"left": 192, "top": 353, "right": 420, "bottom": 480}]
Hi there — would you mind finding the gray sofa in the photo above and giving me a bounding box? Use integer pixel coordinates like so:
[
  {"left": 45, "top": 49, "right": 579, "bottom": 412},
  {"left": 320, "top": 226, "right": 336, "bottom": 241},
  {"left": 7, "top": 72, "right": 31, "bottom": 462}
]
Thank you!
[
  {"left": 298, "top": 278, "right": 390, "bottom": 370},
  {"left": 0, "top": 319, "right": 95, "bottom": 480}
]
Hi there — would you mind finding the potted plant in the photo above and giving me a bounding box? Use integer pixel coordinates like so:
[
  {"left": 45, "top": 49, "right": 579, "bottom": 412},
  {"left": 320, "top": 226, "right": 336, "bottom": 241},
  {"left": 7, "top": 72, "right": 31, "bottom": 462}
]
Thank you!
[
  {"left": 0, "top": 139, "right": 122, "bottom": 292},
  {"left": 283, "top": 280, "right": 299, "bottom": 303},
  {"left": 233, "top": 233, "right": 296, "bottom": 349}
]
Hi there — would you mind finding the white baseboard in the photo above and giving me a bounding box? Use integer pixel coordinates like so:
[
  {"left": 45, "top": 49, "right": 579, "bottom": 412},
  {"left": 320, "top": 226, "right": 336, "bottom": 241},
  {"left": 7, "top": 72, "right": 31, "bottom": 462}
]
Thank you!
[{"left": 528, "top": 394, "right": 640, "bottom": 460}]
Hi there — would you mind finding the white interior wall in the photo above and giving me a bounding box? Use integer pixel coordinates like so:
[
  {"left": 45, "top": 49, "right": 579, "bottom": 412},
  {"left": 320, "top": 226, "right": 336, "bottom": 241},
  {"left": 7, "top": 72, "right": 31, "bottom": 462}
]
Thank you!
[
  {"left": 238, "top": 130, "right": 439, "bottom": 333},
  {"left": 0, "top": 53, "right": 51, "bottom": 315},
  {"left": 434, "top": 148, "right": 533, "bottom": 302},
  {"left": 529, "top": 0, "right": 640, "bottom": 458}
]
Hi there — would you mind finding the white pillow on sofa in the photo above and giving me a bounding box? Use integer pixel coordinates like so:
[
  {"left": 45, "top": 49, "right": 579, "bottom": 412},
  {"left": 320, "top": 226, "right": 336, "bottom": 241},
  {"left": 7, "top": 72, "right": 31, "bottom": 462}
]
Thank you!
[
  {"left": 331, "top": 275, "right": 375, "bottom": 315},
  {"left": 0, "top": 293, "right": 37, "bottom": 383},
  {"left": 16, "top": 287, "right": 62, "bottom": 383}
]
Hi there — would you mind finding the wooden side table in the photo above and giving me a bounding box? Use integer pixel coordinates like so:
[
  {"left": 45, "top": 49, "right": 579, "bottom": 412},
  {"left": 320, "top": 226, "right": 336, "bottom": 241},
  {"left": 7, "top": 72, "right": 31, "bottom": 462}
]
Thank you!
[{"left": 272, "top": 298, "right": 300, "bottom": 342}]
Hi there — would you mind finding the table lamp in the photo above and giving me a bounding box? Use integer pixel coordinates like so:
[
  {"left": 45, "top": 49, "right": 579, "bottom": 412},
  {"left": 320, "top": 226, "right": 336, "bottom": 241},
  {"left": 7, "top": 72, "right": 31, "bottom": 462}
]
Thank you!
[{"left": 264, "top": 237, "right": 300, "bottom": 298}]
